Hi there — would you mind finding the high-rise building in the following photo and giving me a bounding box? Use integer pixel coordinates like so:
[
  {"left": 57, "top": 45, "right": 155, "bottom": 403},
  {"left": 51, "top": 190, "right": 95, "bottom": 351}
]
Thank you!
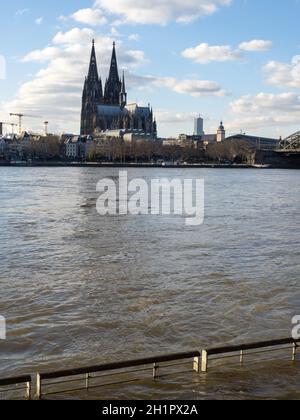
[
  {"left": 194, "top": 116, "right": 204, "bottom": 137},
  {"left": 80, "top": 41, "right": 157, "bottom": 137}
]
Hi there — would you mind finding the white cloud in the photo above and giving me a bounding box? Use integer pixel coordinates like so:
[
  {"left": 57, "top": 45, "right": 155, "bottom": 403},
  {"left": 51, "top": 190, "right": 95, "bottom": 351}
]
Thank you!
[
  {"left": 15, "top": 9, "right": 29, "bottom": 17},
  {"left": 228, "top": 92, "right": 300, "bottom": 133},
  {"left": 94, "top": 0, "right": 232, "bottom": 25},
  {"left": 227, "top": 115, "right": 299, "bottom": 133},
  {"left": 182, "top": 43, "right": 241, "bottom": 64},
  {"left": 155, "top": 110, "right": 198, "bottom": 124},
  {"left": 129, "top": 34, "right": 140, "bottom": 42},
  {"left": 53, "top": 28, "right": 95, "bottom": 45},
  {"left": 0, "top": 29, "right": 150, "bottom": 134},
  {"left": 57, "top": 15, "right": 68, "bottom": 22},
  {"left": 35, "top": 17, "right": 44, "bottom": 25},
  {"left": 72, "top": 8, "right": 107, "bottom": 26},
  {"left": 264, "top": 56, "right": 300, "bottom": 89},
  {"left": 126, "top": 73, "right": 227, "bottom": 97},
  {"left": 239, "top": 40, "right": 272, "bottom": 52},
  {"left": 23, "top": 47, "right": 61, "bottom": 63},
  {"left": 182, "top": 39, "right": 273, "bottom": 65},
  {"left": 231, "top": 92, "right": 300, "bottom": 114},
  {"left": 110, "top": 27, "right": 121, "bottom": 37},
  {"left": 156, "top": 77, "right": 227, "bottom": 97}
]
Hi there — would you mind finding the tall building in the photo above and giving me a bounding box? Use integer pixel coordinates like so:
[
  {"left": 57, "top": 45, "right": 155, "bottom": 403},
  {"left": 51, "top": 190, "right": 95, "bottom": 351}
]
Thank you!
[
  {"left": 194, "top": 116, "right": 204, "bottom": 137},
  {"left": 217, "top": 121, "right": 226, "bottom": 142},
  {"left": 81, "top": 41, "right": 157, "bottom": 137}
]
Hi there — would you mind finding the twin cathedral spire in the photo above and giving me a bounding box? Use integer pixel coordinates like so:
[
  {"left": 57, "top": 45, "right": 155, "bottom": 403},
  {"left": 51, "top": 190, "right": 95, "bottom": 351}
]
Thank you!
[
  {"left": 82, "top": 40, "right": 127, "bottom": 108},
  {"left": 81, "top": 41, "right": 156, "bottom": 137}
]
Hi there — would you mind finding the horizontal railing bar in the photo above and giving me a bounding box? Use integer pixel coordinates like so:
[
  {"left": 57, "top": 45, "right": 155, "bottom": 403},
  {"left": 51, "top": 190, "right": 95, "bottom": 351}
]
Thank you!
[
  {"left": 87, "top": 378, "right": 141, "bottom": 390},
  {"left": 43, "top": 377, "right": 86, "bottom": 387},
  {"left": 42, "top": 386, "right": 93, "bottom": 397},
  {"left": 210, "top": 355, "right": 294, "bottom": 370},
  {"left": 207, "top": 338, "right": 299, "bottom": 356},
  {"left": 43, "top": 364, "right": 192, "bottom": 395},
  {"left": 40, "top": 351, "right": 200, "bottom": 380},
  {"left": 0, "top": 387, "right": 25, "bottom": 393},
  {"left": 0, "top": 376, "right": 31, "bottom": 387},
  {"left": 43, "top": 378, "right": 141, "bottom": 397},
  {"left": 243, "top": 346, "right": 293, "bottom": 357},
  {"left": 90, "top": 367, "right": 152, "bottom": 380},
  {"left": 209, "top": 345, "right": 293, "bottom": 361},
  {"left": 44, "top": 367, "right": 153, "bottom": 387},
  {"left": 160, "top": 361, "right": 191, "bottom": 369},
  {"left": 158, "top": 370, "right": 194, "bottom": 380}
]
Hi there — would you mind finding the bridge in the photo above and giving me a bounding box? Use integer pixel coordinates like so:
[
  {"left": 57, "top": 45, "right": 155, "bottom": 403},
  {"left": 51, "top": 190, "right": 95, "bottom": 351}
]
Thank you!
[{"left": 277, "top": 131, "right": 300, "bottom": 154}]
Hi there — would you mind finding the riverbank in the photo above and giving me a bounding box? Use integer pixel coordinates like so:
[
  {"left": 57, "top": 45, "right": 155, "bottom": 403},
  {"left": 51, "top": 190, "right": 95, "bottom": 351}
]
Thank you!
[{"left": 0, "top": 161, "right": 270, "bottom": 169}]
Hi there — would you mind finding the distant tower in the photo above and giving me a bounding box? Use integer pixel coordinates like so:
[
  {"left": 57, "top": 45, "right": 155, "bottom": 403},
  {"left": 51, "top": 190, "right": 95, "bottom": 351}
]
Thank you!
[
  {"left": 194, "top": 115, "right": 204, "bottom": 137},
  {"left": 81, "top": 40, "right": 103, "bottom": 135},
  {"left": 104, "top": 42, "right": 122, "bottom": 105},
  {"left": 217, "top": 121, "right": 226, "bottom": 142},
  {"left": 119, "top": 70, "right": 127, "bottom": 108}
]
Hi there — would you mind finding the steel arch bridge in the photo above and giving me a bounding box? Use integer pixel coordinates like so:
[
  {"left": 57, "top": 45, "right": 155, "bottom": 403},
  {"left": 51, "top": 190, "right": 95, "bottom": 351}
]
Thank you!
[{"left": 279, "top": 131, "right": 300, "bottom": 152}]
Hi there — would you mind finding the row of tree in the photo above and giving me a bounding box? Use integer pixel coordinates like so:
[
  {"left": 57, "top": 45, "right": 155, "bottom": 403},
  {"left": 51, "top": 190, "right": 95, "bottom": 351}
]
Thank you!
[
  {"left": 1, "top": 135, "right": 257, "bottom": 164},
  {"left": 87, "top": 138, "right": 256, "bottom": 164}
]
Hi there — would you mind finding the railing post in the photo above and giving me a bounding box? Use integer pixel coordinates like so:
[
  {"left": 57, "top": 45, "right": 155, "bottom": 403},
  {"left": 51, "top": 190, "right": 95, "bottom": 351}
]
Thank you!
[
  {"left": 292, "top": 343, "right": 297, "bottom": 361},
  {"left": 153, "top": 363, "right": 159, "bottom": 379},
  {"left": 193, "top": 354, "right": 200, "bottom": 373},
  {"left": 201, "top": 350, "right": 208, "bottom": 373},
  {"left": 240, "top": 350, "right": 244, "bottom": 364},
  {"left": 85, "top": 373, "right": 90, "bottom": 390},
  {"left": 25, "top": 380, "right": 31, "bottom": 400},
  {"left": 36, "top": 373, "right": 41, "bottom": 400}
]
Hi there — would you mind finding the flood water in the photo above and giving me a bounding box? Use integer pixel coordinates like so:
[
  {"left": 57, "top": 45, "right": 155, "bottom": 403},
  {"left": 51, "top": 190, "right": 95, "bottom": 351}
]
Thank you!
[{"left": 0, "top": 167, "right": 299, "bottom": 400}]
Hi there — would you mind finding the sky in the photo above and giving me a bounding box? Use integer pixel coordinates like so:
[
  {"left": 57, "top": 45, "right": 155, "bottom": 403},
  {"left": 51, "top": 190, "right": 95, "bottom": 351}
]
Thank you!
[{"left": 0, "top": 0, "right": 299, "bottom": 138}]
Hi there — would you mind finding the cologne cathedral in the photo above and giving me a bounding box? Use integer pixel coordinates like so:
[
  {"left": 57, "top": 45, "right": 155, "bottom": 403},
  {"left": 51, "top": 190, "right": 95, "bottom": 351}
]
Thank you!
[{"left": 80, "top": 41, "right": 157, "bottom": 136}]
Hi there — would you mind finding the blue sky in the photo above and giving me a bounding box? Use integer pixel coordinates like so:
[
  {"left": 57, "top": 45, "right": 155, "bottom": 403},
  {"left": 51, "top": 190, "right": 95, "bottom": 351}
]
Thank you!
[{"left": 0, "top": 0, "right": 299, "bottom": 138}]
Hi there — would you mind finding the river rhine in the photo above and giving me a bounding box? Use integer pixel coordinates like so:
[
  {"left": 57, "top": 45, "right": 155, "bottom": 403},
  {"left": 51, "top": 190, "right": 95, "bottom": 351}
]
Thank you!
[{"left": 0, "top": 167, "right": 299, "bottom": 399}]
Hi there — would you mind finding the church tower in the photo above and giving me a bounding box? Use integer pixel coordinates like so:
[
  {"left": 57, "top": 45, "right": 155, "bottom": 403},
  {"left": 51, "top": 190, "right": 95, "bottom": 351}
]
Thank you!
[
  {"left": 119, "top": 70, "right": 127, "bottom": 108},
  {"left": 217, "top": 121, "right": 226, "bottom": 142},
  {"left": 104, "top": 42, "right": 122, "bottom": 106},
  {"left": 81, "top": 40, "right": 103, "bottom": 135},
  {"left": 80, "top": 41, "right": 157, "bottom": 137}
]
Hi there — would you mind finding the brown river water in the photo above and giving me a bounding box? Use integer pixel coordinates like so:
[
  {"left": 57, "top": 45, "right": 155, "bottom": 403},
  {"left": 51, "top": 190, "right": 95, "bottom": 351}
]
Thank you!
[{"left": 0, "top": 167, "right": 299, "bottom": 400}]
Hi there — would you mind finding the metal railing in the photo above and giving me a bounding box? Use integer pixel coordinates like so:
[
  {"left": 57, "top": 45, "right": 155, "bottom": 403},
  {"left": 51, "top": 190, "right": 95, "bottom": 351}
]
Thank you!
[
  {"left": 201, "top": 337, "right": 299, "bottom": 372},
  {"left": 0, "top": 375, "right": 32, "bottom": 400},
  {"left": 0, "top": 337, "right": 299, "bottom": 399},
  {"left": 37, "top": 350, "right": 200, "bottom": 399}
]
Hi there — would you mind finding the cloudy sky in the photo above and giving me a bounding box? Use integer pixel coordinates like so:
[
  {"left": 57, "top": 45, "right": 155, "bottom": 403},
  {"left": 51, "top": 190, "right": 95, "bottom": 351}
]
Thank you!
[{"left": 0, "top": 0, "right": 299, "bottom": 138}]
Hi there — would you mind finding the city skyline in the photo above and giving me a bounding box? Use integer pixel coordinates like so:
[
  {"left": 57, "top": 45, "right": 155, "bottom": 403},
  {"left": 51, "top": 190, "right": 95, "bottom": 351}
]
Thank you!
[{"left": 0, "top": 0, "right": 299, "bottom": 138}]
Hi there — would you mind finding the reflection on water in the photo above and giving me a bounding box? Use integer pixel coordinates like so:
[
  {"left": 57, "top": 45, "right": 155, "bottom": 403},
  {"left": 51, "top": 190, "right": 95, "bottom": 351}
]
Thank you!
[{"left": 0, "top": 167, "right": 299, "bottom": 399}]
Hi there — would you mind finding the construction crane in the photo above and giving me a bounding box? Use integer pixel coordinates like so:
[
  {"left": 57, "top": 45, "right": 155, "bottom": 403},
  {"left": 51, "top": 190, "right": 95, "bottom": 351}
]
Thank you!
[
  {"left": 0, "top": 121, "right": 18, "bottom": 135},
  {"left": 9, "top": 113, "right": 41, "bottom": 135}
]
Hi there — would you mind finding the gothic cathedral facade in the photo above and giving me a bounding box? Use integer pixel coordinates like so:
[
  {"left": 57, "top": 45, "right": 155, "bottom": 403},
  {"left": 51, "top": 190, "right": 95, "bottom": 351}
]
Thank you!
[{"left": 80, "top": 41, "right": 157, "bottom": 137}]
